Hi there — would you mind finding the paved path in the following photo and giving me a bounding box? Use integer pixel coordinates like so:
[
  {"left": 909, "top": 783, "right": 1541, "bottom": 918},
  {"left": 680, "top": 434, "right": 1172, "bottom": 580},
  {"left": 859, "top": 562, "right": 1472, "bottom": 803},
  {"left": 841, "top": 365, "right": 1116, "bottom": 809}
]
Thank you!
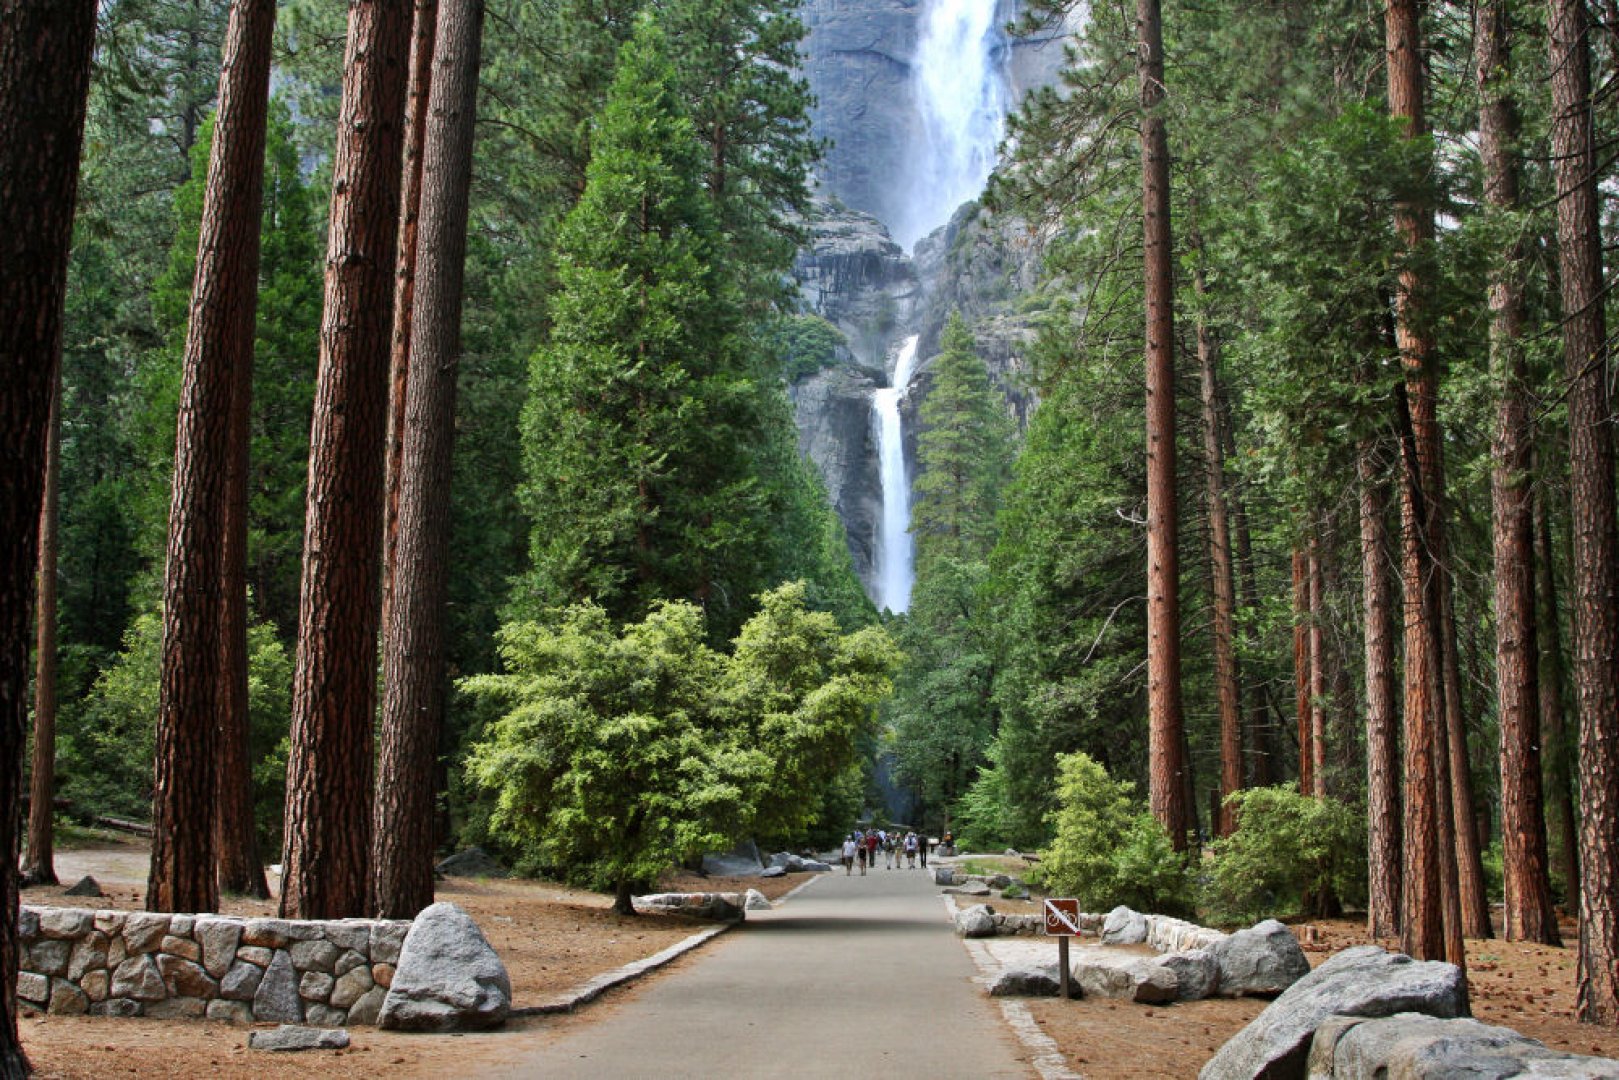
[{"left": 491, "top": 863, "right": 1033, "bottom": 1078}]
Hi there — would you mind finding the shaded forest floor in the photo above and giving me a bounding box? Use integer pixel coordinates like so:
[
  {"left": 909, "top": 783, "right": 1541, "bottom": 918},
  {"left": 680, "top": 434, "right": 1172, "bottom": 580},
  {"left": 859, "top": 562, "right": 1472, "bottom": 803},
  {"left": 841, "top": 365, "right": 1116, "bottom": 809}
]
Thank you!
[{"left": 18, "top": 839, "right": 1619, "bottom": 1077}]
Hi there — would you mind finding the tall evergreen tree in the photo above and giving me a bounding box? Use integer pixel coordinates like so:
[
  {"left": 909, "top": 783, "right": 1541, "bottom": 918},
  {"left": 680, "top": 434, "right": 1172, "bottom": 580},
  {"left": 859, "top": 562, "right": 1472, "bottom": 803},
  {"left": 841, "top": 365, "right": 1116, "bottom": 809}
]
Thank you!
[{"left": 517, "top": 18, "right": 768, "bottom": 641}]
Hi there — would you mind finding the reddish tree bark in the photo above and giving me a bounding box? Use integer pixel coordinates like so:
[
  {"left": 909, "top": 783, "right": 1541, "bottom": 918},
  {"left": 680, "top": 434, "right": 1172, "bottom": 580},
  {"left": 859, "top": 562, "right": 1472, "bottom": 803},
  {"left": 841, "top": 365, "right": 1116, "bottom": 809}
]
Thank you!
[
  {"left": 0, "top": 2, "right": 97, "bottom": 1072},
  {"left": 381, "top": 0, "right": 437, "bottom": 640},
  {"left": 1292, "top": 546, "right": 1313, "bottom": 795},
  {"left": 22, "top": 377, "right": 62, "bottom": 888},
  {"left": 1137, "top": 0, "right": 1188, "bottom": 849},
  {"left": 1440, "top": 565, "right": 1492, "bottom": 939},
  {"left": 1546, "top": 0, "right": 1619, "bottom": 1025},
  {"left": 281, "top": 0, "right": 412, "bottom": 921},
  {"left": 1477, "top": 0, "right": 1557, "bottom": 945},
  {"left": 1534, "top": 480, "right": 1580, "bottom": 910},
  {"left": 1386, "top": 0, "right": 1465, "bottom": 977},
  {"left": 149, "top": 0, "right": 277, "bottom": 917},
  {"left": 373, "top": 0, "right": 484, "bottom": 920},
  {"left": 1359, "top": 436, "right": 1401, "bottom": 940},
  {"left": 1190, "top": 240, "right": 1242, "bottom": 837}
]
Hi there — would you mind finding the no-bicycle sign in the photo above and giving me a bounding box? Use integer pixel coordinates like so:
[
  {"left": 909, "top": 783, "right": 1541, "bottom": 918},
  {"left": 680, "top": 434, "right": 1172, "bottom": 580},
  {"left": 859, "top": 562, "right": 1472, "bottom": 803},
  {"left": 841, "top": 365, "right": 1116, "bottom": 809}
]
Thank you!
[{"left": 1043, "top": 898, "right": 1081, "bottom": 936}]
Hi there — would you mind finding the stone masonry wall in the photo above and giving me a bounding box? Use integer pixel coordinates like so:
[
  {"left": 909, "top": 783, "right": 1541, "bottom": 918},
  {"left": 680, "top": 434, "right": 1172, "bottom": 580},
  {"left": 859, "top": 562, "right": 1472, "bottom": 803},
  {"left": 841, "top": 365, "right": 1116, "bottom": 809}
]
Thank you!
[{"left": 17, "top": 905, "right": 410, "bottom": 1026}]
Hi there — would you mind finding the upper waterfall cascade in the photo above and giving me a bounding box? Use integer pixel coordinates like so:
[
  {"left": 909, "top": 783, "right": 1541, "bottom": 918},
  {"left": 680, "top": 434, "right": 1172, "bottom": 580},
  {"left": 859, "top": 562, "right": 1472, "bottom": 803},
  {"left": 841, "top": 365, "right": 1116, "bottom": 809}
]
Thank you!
[
  {"left": 873, "top": 335, "right": 921, "bottom": 613},
  {"left": 895, "top": 0, "right": 1010, "bottom": 251}
]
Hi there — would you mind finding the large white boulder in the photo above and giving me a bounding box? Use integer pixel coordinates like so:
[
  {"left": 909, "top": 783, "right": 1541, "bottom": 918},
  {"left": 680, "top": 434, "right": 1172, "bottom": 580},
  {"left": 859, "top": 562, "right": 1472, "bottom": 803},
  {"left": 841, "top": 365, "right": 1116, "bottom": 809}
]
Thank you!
[
  {"left": 1199, "top": 946, "right": 1467, "bottom": 1080},
  {"left": 1101, "top": 905, "right": 1148, "bottom": 945},
  {"left": 1210, "top": 918, "right": 1310, "bottom": 997},
  {"left": 377, "top": 903, "right": 510, "bottom": 1032},
  {"left": 1310, "top": 1012, "right": 1619, "bottom": 1079}
]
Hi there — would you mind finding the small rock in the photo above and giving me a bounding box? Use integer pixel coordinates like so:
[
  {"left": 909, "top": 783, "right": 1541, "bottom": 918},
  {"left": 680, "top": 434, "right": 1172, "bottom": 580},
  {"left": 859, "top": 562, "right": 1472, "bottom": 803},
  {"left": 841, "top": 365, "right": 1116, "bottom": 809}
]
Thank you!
[
  {"left": 144, "top": 996, "right": 207, "bottom": 1019},
  {"left": 1101, "top": 906, "right": 1148, "bottom": 945},
  {"left": 300, "top": 971, "right": 335, "bottom": 1002},
  {"left": 744, "top": 889, "right": 772, "bottom": 911},
  {"left": 236, "top": 946, "right": 274, "bottom": 967},
  {"left": 370, "top": 923, "right": 409, "bottom": 966},
  {"left": 932, "top": 866, "right": 957, "bottom": 886},
  {"left": 122, "top": 913, "right": 170, "bottom": 955},
  {"left": 28, "top": 938, "right": 70, "bottom": 976},
  {"left": 89, "top": 998, "right": 142, "bottom": 1017},
  {"left": 989, "top": 967, "right": 1062, "bottom": 997},
  {"left": 63, "top": 876, "right": 104, "bottom": 898},
  {"left": 759, "top": 865, "right": 787, "bottom": 879},
  {"left": 81, "top": 970, "right": 109, "bottom": 1003},
  {"left": 68, "top": 931, "right": 109, "bottom": 981},
  {"left": 195, "top": 918, "right": 243, "bottom": 979},
  {"left": 18, "top": 908, "right": 38, "bottom": 941},
  {"left": 290, "top": 938, "right": 340, "bottom": 974},
  {"left": 798, "top": 859, "right": 832, "bottom": 872},
  {"left": 253, "top": 950, "right": 304, "bottom": 1023},
  {"left": 159, "top": 934, "right": 202, "bottom": 962},
  {"left": 48, "top": 981, "right": 91, "bottom": 1017},
  {"left": 329, "top": 965, "right": 375, "bottom": 1009},
  {"left": 157, "top": 955, "right": 217, "bottom": 998},
  {"left": 954, "top": 904, "right": 997, "bottom": 938},
  {"left": 944, "top": 880, "right": 993, "bottom": 897},
  {"left": 346, "top": 985, "right": 387, "bottom": 1026},
  {"left": 248, "top": 1024, "right": 351, "bottom": 1052},
  {"left": 333, "top": 949, "right": 366, "bottom": 978},
  {"left": 315, "top": 920, "right": 371, "bottom": 953},
  {"left": 372, "top": 963, "right": 395, "bottom": 989},
  {"left": 305, "top": 1004, "right": 349, "bottom": 1028},
  {"left": 1153, "top": 947, "right": 1220, "bottom": 1001},
  {"left": 110, "top": 955, "right": 167, "bottom": 1001},
  {"left": 170, "top": 916, "right": 195, "bottom": 936},
  {"left": 241, "top": 918, "right": 293, "bottom": 949},
  {"left": 93, "top": 911, "right": 126, "bottom": 935},
  {"left": 36, "top": 907, "right": 92, "bottom": 940},
  {"left": 221, "top": 959, "right": 264, "bottom": 1001},
  {"left": 15, "top": 972, "right": 48, "bottom": 1006}
]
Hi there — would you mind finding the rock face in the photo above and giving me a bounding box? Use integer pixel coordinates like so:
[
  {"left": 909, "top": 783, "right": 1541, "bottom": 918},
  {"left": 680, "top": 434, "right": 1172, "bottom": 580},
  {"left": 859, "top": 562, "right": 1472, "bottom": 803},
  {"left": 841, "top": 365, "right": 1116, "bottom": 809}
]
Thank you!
[
  {"left": 1199, "top": 946, "right": 1468, "bottom": 1080},
  {"left": 799, "top": 0, "right": 1075, "bottom": 237},
  {"left": 378, "top": 903, "right": 511, "bottom": 1033}
]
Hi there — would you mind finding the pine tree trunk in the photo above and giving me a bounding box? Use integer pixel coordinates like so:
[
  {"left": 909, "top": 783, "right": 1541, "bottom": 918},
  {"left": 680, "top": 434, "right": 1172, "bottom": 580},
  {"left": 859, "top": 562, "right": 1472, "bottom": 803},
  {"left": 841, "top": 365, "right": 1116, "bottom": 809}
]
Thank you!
[
  {"left": 381, "top": 0, "right": 437, "bottom": 639},
  {"left": 373, "top": 0, "right": 483, "bottom": 921},
  {"left": 1292, "top": 546, "right": 1313, "bottom": 795},
  {"left": 215, "top": 99, "right": 269, "bottom": 898},
  {"left": 1137, "top": 0, "right": 1187, "bottom": 850},
  {"left": 1547, "top": 0, "right": 1619, "bottom": 1025},
  {"left": 1534, "top": 479, "right": 1580, "bottom": 910},
  {"left": 149, "top": 0, "right": 277, "bottom": 917},
  {"left": 0, "top": 2, "right": 96, "bottom": 1072},
  {"left": 22, "top": 377, "right": 62, "bottom": 888},
  {"left": 282, "top": 0, "right": 411, "bottom": 920},
  {"left": 1192, "top": 255, "right": 1242, "bottom": 837},
  {"left": 1477, "top": 0, "right": 1556, "bottom": 944},
  {"left": 1359, "top": 435, "right": 1401, "bottom": 940},
  {"left": 1221, "top": 408, "right": 1270, "bottom": 787},
  {"left": 1386, "top": 0, "right": 1465, "bottom": 977},
  {"left": 1308, "top": 540, "right": 1328, "bottom": 798}
]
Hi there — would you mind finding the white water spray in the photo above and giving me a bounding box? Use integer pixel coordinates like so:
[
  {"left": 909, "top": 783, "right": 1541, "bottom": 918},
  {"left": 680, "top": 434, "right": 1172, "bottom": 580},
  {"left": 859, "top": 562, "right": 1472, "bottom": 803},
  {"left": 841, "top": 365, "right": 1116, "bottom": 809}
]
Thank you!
[
  {"left": 897, "top": 0, "right": 1008, "bottom": 250},
  {"left": 873, "top": 335, "right": 921, "bottom": 613}
]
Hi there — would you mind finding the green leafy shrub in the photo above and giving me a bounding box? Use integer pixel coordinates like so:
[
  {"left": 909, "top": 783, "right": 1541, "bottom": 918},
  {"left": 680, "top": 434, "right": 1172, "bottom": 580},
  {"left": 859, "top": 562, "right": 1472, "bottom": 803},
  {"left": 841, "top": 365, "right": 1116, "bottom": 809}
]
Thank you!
[
  {"left": 769, "top": 314, "right": 848, "bottom": 382},
  {"left": 1035, "top": 752, "right": 1192, "bottom": 914},
  {"left": 1202, "top": 785, "right": 1367, "bottom": 925}
]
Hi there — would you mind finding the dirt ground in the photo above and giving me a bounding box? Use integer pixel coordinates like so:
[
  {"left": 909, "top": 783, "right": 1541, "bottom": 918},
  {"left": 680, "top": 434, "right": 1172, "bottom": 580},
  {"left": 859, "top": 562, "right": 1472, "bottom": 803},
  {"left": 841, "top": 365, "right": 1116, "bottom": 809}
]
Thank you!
[
  {"left": 19, "top": 843, "right": 1619, "bottom": 1078},
  {"left": 16, "top": 839, "right": 803, "bottom": 1078},
  {"left": 1023, "top": 915, "right": 1619, "bottom": 1079}
]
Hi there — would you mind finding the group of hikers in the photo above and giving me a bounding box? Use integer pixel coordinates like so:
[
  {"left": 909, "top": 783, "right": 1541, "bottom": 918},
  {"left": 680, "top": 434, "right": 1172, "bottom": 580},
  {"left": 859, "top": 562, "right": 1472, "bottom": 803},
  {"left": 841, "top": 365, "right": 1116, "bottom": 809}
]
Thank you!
[{"left": 839, "top": 827, "right": 930, "bottom": 875}]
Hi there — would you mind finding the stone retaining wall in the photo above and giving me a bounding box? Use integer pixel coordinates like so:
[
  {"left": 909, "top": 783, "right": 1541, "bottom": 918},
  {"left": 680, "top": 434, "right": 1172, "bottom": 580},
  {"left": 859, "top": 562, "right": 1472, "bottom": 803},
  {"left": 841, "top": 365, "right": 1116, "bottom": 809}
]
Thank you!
[{"left": 18, "top": 906, "right": 410, "bottom": 1026}]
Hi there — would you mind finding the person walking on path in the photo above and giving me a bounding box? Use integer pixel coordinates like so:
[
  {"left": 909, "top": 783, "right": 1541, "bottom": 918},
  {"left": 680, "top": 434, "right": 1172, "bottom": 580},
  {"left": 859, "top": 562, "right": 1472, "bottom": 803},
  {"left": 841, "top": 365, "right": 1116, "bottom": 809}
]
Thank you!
[
  {"left": 919, "top": 833, "right": 929, "bottom": 868},
  {"left": 856, "top": 834, "right": 868, "bottom": 875},
  {"left": 841, "top": 835, "right": 857, "bottom": 875},
  {"left": 904, "top": 830, "right": 918, "bottom": 868},
  {"left": 864, "top": 830, "right": 879, "bottom": 871}
]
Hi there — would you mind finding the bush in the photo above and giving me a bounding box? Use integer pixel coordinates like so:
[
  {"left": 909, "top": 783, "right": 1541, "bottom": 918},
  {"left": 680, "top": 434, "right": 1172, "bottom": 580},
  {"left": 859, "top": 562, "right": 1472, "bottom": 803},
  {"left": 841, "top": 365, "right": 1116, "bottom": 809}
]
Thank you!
[
  {"left": 1036, "top": 752, "right": 1192, "bottom": 914},
  {"left": 1202, "top": 785, "right": 1366, "bottom": 925}
]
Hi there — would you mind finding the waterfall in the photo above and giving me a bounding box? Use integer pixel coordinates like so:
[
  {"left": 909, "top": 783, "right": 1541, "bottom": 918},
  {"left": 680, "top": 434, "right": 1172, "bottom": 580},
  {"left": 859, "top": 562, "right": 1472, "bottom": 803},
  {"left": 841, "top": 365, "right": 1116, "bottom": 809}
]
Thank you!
[
  {"left": 873, "top": 335, "right": 921, "bottom": 613},
  {"left": 896, "top": 0, "right": 1008, "bottom": 250}
]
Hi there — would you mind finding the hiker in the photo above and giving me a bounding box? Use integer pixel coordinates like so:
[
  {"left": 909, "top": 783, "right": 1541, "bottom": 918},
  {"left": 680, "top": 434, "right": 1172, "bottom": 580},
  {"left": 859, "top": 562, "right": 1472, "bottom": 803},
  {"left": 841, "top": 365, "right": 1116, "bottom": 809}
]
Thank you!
[
  {"left": 841, "top": 834, "right": 858, "bottom": 875},
  {"left": 919, "top": 833, "right": 929, "bottom": 868},
  {"left": 904, "top": 830, "right": 918, "bottom": 868},
  {"left": 856, "top": 833, "right": 869, "bottom": 875},
  {"left": 864, "top": 830, "right": 880, "bottom": 871}
]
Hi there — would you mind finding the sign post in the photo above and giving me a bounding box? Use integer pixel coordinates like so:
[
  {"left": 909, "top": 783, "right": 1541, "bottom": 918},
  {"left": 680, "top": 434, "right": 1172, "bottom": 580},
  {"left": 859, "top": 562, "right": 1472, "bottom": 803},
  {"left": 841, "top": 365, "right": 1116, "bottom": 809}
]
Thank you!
[{"left": 1042, "top": 898, "right": 1081, "bottom": 999}]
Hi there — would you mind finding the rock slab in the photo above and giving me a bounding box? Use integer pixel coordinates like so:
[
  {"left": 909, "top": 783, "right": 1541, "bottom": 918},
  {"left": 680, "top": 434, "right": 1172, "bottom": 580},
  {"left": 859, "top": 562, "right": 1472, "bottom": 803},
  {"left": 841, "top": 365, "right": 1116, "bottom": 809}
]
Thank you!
[
  {"left": 1210, "top": 919, "right": 1310, "bottom": 997},
  {"left": 1199, "top": 946, "right": 1467, "bottom": 1080},
  {"left": 248, "top": 1025, "right": 351, "bottom": 1052},
  {"left": 378, "top": 902, "right": 510, "bottom": 1032},
  {"left": 1309, "top": 1012, "right": 1619, "bottom": 1079}
]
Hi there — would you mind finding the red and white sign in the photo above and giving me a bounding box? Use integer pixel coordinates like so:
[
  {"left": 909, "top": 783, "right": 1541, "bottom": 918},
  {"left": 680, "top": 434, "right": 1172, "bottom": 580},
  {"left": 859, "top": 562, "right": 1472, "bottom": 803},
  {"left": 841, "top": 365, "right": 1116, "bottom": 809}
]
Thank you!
[{"left": 1043, "top": 898, "right": 1081, "bottom": 937}]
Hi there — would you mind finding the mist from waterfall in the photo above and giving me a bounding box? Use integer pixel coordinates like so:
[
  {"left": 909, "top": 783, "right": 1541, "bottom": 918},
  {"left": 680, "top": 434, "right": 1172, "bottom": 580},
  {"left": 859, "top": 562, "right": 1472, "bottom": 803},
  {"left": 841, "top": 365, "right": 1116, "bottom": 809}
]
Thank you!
[
  {"left": 873, "top": 335, "right": 921, "bottom": 613},
  {"left": 896, "top": 0, "right": 1009, "bottom": 251}
]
